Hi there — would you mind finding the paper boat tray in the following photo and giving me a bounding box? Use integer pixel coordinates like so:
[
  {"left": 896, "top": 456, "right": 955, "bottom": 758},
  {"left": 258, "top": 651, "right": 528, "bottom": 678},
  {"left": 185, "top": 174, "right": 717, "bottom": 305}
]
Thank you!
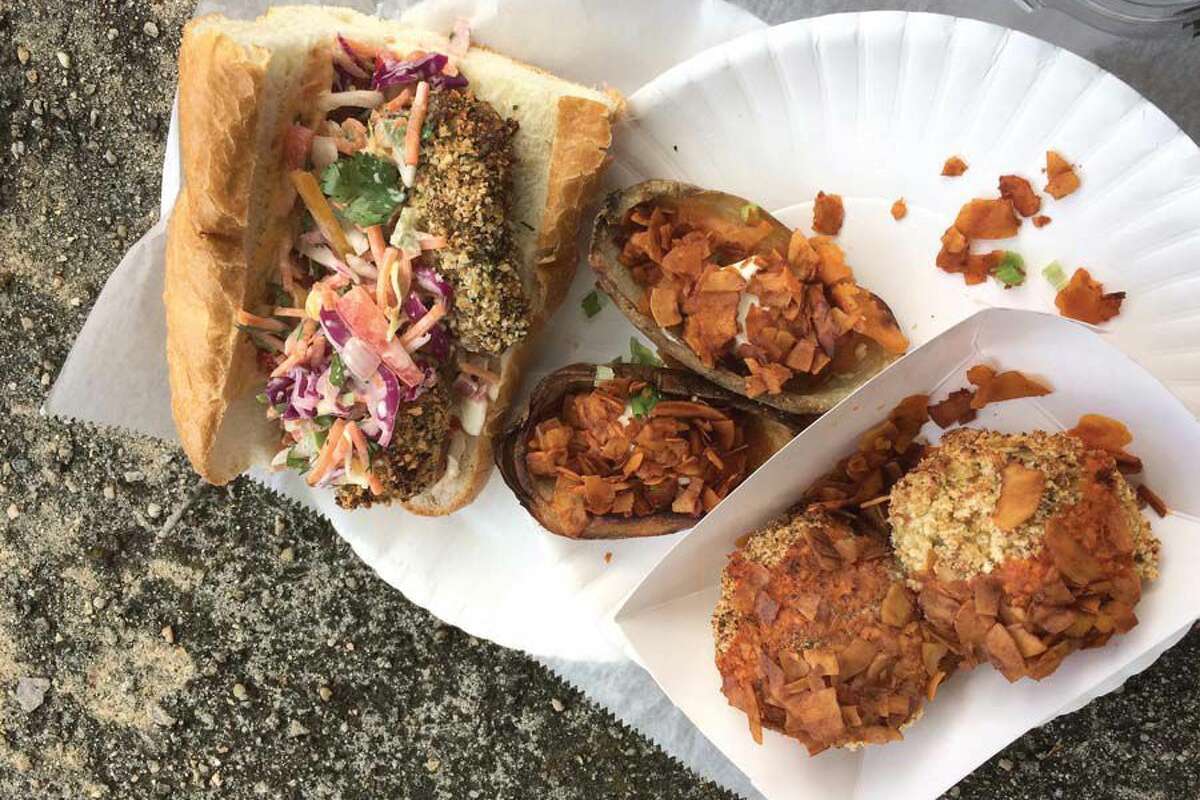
[{"left": 615, "top": 307, "right": 1200, "bottom": 800}]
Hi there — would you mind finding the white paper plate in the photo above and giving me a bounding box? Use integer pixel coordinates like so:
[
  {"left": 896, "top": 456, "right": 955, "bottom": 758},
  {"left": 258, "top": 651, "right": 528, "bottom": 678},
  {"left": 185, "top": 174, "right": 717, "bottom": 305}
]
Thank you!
[{"left": 609, "top": 11, "right": 1200, "bottom": 413}]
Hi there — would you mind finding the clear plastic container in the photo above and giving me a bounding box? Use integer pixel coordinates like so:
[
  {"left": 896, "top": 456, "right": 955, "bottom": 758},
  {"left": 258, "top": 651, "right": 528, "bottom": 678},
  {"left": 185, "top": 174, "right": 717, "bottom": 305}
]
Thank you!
[{"left": 1021, "top": 0, "right": 1200, "bottom": 37}]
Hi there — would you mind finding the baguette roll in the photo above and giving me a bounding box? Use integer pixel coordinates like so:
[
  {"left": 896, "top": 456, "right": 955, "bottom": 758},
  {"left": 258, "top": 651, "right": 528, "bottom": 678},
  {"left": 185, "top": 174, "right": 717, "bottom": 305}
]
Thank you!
[{"left": 165, "top": 7, "right": 620, "bottom": 513}]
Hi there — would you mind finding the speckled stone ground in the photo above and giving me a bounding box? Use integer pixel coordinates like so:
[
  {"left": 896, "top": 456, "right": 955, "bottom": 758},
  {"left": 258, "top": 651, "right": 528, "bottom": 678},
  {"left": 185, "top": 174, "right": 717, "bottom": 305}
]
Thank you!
[{"left": 0, "top": 1, "right": 1197, "bottom": 798}]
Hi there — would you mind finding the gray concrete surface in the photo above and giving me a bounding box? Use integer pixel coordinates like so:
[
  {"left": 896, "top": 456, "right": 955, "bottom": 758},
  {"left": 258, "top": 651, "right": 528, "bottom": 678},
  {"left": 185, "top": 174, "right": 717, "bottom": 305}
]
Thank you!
[{"left": 0, "top": 0, "right": 1197, "bottom": 797}]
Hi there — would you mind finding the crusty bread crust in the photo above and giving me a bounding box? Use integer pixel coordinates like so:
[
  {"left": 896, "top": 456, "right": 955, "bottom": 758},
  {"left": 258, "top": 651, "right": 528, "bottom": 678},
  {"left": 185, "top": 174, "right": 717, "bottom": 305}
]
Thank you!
[
  {"left": 176, "top": 20, "right": 269, "bottom": 237},
  {"left": 532, "top": 95, "right": 617, "bottom": 323},
  {"left": 165, "top": 9, "right": 619, "bottom": 511},
  {"left": 165, "top": 192, "right": 277, "bottom": 484}
]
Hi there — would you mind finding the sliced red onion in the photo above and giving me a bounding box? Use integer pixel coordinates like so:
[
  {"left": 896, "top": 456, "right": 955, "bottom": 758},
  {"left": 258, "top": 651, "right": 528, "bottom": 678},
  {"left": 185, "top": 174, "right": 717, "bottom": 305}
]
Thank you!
[
  {"left": 299, "top": 241, "right": 354, "bottom": 281},
  {"left": 403, "top": 292, "right": 428, "bottom": 321},
  {"left": 319, "top": 307, "right": 352, "bottom": 348},
  {"left": 345, "top": 253, "right": 378, "bottom": 280},
  {"left": 424, "top": 325, "right": 451, "bottom": 362},
  {"left": 341, "top": 336, "right": 381, "bottom": 383},
  {"left": 414, "top": 266, "right": 453, "bottom": 302}
]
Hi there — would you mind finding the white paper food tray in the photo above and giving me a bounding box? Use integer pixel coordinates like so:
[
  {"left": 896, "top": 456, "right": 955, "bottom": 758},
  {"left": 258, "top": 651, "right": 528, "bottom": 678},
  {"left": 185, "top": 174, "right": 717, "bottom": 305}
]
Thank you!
[{"left": 615, "top": 307, "right": 1200, "bottom": 800}]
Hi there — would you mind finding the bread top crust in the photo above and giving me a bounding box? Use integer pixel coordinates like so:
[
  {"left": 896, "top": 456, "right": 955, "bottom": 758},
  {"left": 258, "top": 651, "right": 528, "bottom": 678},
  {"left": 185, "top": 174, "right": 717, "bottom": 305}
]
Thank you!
[{"left": 165, "top": 10, "right": 619, "bottom": 505}]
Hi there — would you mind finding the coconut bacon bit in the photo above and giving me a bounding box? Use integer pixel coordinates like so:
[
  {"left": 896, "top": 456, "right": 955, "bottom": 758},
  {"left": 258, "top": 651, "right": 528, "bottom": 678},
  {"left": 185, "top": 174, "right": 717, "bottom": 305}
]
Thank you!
[
  {"left": 1044, "top": 150, "right": 1081, "bottom": 200},
  {"left": 998, "top": 175, "right": 1041, "bottom": 217},
  {"left": 942, "top": 156, "right": 968, "bottom": 177},
  {"left": 524, "top": 377, "right": 750, "bottom": 537},
  {"left": 619, "top": 201, "right": 907, "bottom": 398},
  {"left": 812, "top": 191, "right": 845, "bottom": 236},
  {"left": 1055, "top": 267, "right": 1124, "bottom": 324},
  {"left": 891, "top": 198, "right": 907, "bottom": 221}
]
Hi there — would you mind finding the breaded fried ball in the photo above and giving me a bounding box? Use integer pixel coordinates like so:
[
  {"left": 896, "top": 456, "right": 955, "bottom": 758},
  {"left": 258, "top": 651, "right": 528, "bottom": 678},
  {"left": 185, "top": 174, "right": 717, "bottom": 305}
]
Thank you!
[
  {"left": 713, "top": 512, "right": 953, "bottom": 755},
  {"left": 888, "top": 429, "right": 1160, "bottom": 681}
]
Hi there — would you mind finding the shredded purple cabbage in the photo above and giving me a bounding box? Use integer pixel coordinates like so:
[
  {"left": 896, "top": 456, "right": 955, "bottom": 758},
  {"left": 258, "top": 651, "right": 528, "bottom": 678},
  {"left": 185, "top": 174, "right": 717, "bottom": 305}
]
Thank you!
[
  {"left": 269, "top": 366, "right": 322, "bottom": 421},
  {"left": 400, "top": 293, "right": 450, "bottom": 362},
  {"left": 371, "top": 52, "right": 469, "bottom": 92}
]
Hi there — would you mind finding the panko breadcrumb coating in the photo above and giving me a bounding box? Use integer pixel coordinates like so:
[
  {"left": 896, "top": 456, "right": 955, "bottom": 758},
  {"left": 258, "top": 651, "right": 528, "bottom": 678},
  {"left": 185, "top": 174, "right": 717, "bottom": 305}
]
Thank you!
[
  {"left": 888, "top": 428, "right": 1160, "bottom": 681},
  {"left": 713, "top": 512, "right": 954, "bottom": 755},
  {"left": 411, "top": 89, "right": 530, "bottom": 355},
  {"left": 888, "top": 428, "right": 1157, "bottom": 582}
]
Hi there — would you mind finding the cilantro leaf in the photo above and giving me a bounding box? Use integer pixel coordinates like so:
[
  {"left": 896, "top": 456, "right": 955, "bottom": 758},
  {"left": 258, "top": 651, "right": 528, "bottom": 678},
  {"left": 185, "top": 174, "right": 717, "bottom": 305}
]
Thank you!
[
  {"left": 581, "top": 290, "right": 605, "bottom": 318},
  {"left": 320, "top": 153, "right": 407, "bottom": 226},
  {"left": 286, "top": 449, "right": 310, "bottom": 471},
  {"left": 329, "top": 353, "right": 346, "bottom": 388},
  {"left": 630, "top": 337, "right": 663, "bottom": 367}
]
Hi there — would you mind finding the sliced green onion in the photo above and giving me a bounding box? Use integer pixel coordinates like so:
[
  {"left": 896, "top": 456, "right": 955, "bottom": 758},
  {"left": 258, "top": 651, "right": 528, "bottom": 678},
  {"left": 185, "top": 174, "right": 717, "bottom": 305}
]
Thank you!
[
  {"left": 629, "top": 386, "right": 661, "bottom": 418},
  {"left": 994, "top": 251, "right": 1026, "bottom": 288},
  {"left": 581, "top": 290, "right": 605, "bottom": 319},
  {"left": 255, "top": 393, "right": 269, "bottom": 405},
  {"left": 330, "top": 353, "right": 346, "bottom": 388},
  {"left": 630, "top": 337, "right": 663, "bottom": 367},
  {"left": 594, "top": 364, "right": 615, "bottom": 384},
  {"left": 313, "top": 429, "right": 329, "bottom": 450},
  {"left": 1042, "top": 260, "right": 1068, "bottom": 290},
  {"left": 740, "top": 203, "right": 760, "bottom": 223}
]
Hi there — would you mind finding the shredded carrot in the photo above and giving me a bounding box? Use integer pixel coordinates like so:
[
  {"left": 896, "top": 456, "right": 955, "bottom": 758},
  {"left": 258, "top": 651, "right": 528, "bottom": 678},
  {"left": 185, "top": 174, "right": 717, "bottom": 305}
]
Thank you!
[
  {"left": 346, "top": 421, "right": 371, "bottom": 466},
  {"left": 270, "top": 350, "right": 306, "bottom": 378},
  {"left": 307, "top": 419, "right": 347, "bottom": 486},
  {"left": 382, "top": 87, "right": 414, "bottom": 114},
  {"left": 290, "top": 170, "right": 352, "bottom": 258},
  {"left": 399, "top": 301, "right": 447, "bottom": 348},
  {"left": 417, "top": 233, "right": 447, "bottom": 250},
  {"left": 237, "top": 310, "right": 287, "bottom": 333},
  {"left": 405, "top": 81, "right": 430, "bottom": 167},
  {"left": 366, "top": 225, "right": 387, "bottom": 266},
  {"left": 272, "top": 307, "right": 307, "bottom": 318},
  {"left": 458, "top": 359, "right": 501, "bottom": 385}
]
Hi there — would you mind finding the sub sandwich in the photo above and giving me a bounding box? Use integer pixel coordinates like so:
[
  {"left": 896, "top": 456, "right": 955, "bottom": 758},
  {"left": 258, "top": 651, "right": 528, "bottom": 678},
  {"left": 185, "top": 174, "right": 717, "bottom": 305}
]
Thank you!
[{"left": 165, "top": 7, "right": 619, "bottom": 513}]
